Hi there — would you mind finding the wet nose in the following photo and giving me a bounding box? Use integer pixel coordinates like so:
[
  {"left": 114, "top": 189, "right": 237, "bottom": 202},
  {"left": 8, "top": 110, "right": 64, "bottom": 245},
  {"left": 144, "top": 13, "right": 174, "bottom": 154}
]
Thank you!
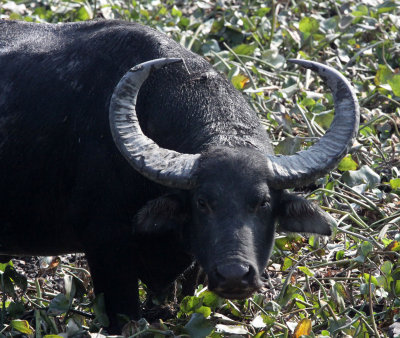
[{"left": 213, "top": 263, "right": 256, "bottom": 291}]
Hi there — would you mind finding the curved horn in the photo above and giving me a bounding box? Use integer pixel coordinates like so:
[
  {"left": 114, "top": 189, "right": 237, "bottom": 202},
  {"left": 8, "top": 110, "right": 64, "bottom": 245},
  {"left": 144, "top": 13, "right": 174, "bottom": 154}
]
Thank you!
[
  {"left": 267, "top": 59, "right": 360, "bottom": 189},
  {"left": 109, "top": 58, "right": 200, "bottom": 190}
]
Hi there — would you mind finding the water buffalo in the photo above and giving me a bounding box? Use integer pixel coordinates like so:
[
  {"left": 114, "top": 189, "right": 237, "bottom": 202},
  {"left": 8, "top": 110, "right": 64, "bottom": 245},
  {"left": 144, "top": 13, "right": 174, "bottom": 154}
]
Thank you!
[{"left": 0, "top": 19, "right": 359, "bottom": 331}]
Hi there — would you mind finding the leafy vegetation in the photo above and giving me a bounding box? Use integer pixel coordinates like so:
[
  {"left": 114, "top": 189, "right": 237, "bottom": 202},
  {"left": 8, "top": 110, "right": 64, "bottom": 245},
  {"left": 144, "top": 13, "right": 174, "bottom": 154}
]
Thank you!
[{"left": 1, "top": 0, "right": 400, "bottom": 337}]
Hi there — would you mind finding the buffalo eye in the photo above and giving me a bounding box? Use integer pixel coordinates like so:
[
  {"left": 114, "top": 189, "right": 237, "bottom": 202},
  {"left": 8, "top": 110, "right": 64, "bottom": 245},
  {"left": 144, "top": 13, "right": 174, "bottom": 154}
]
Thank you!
[
  {"left": 254, "top": 196, "right": 271, "bottom": 212},
  {"left": 196, "top": 197, "right": 211, "bottom": 213}
]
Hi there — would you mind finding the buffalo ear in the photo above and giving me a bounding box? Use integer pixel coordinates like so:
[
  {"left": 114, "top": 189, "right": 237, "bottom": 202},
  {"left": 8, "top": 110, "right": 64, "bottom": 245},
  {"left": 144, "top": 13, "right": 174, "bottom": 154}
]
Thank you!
[
  {"left": 134, "top": 193, "right": 190, "bottom": 234},
  {"left": 277, "top": 193, "right": 334, "bottom": 235}
]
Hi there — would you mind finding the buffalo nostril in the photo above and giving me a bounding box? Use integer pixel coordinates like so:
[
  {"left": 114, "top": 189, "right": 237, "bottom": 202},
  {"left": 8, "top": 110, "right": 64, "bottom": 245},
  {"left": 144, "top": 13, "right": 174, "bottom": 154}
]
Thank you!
[{"left": 215, "top": 263, "right": 254, "bottom": 286}]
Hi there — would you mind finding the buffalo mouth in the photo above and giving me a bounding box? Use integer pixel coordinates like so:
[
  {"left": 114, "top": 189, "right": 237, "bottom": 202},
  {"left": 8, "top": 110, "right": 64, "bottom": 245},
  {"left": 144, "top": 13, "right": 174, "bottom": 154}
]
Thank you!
[{"left": 211, "top": 286, "right": 260, "bottom": 300}]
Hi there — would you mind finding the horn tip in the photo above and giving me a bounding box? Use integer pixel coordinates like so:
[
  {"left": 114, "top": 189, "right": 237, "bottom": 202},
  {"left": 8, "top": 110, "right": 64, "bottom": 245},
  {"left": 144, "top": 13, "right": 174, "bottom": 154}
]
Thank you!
[{"left": 287, "top": 58, "right": 314, "bottom": 69}]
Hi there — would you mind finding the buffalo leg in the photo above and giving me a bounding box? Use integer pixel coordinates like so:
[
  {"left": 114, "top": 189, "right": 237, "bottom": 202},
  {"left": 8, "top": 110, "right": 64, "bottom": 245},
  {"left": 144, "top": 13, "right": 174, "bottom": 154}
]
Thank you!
[{"left": 85, "top": 249, "right": 140, "bottom": 333}]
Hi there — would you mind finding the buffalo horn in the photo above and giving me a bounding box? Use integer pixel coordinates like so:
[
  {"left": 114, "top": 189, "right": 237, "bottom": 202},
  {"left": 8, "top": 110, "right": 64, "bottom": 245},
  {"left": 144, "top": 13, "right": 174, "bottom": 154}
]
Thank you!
[
  {"left": 109, "top": 58, "right": 200, "bottom": 190},
  {"left": 266, "top": 59, "right": 360, "bottom": 189}
]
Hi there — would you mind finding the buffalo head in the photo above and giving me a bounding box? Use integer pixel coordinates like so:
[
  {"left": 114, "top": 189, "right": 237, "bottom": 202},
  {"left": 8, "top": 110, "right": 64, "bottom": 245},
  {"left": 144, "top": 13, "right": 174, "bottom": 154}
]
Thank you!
[{"left": 109, "top": 58, "right": 359, "bottom": 298}]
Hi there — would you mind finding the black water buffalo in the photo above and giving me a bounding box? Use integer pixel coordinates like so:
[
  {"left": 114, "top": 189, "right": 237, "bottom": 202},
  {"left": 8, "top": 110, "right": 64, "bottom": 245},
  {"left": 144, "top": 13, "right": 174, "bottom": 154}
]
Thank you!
[{"left": 0, "top": 19, "right": 359, "bottom": 330}]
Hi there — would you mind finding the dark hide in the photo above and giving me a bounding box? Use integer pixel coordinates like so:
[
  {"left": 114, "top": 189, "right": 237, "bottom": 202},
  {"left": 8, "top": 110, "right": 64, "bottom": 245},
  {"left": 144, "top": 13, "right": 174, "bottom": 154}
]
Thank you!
[{"left": 0, "top": 19, "right": 333, "bottom": 332}]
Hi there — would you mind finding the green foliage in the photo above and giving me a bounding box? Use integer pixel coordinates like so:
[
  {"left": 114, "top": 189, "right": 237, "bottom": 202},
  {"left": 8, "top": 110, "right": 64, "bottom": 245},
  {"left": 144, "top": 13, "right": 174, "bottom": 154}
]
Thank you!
[
  {"left": 338, "top": 155, "right": 358, "bottom": 171},
  {"left": 1, "top": 0, "right": 399, "bottom": 336}
]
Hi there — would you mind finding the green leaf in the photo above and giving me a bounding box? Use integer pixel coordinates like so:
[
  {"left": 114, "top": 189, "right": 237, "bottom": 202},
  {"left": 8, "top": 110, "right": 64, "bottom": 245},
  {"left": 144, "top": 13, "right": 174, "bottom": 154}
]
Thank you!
[
  {"left": 282, "top": 257, "right": 293, "bottom": 271},
  {"left": 279, "top": 284, "right": 301, "bottom": 307},
  {"left": 314, "top": 111, "right": 334, "bottom": 129},
  {"left": 298, "top": 266, "right": 314, "bottom": 277},
  {"left": 184, "top": 313, "right": 214, "bottom": 338},
  {"left": 390, "top": 178, "right": 400, "bottom": 190},
  {"left": 300, "top": 97, "right": 315, "bottom": 108},
  {"left": 385, "top": 241, "right": 400, "bottom": 252},
  {"left": 360, "top": 282, "right": 375, "bottom": 295},
  {"left": 392, "top": 267, "right": 400, "bottom": 281},
  {"left": 179, "top": 296, "right": 203, "bottom": 315},
  {"left": 375, "top": 65, "right": 393, "bottom": 86},
  {"left": 201, "top": 291, "right": 224, "bottom": 309},
  {"left": 76, "top": 6, "right": 89, "bottom": 20},
  {"left": 195, "top": 306, "right": 211, "bottom": 318},
  {"left": 388, "top": 74, "right": 400, "bottom": 96},
  {"left": 256, "top": 7, "right": 271, "bottom": 17},
  {"left": 336, "top": 250, "right": 345, "bottom": 260},
  {"left": 171, "top": 5, "right": 182, "bottom": 17},
  {"left": 0, "top": 260, "right": 13, "bottom": 272},
  {"left": 232, "top": 43, "right": 256, "bottom": 56},
  {"left": 331, "top": 282, "right": 347, "bottom": 311},
  {"left": 352, "top": 5, "right": 369, "bottom": 16},
  {"left": 226, "top": 300, "right": 242, "bottom": 317},
  {"left": 359, "top": 126, "right": 375, "bottom": 137},
  {"left": 363, "top": 273, "right": 379, "bottom": 286},
  {"left": 231, "top": 73, "right": 249, "bottom": 90},
  {"left": 377, "top": 0, "right": 398, "bottom": 14},
  {"left": 47, "top": 293, "right": 70, "bottom": 316},
  {"left": 341, "top": 165, "right": 380, "bottom": 187},
  {"left": 10, "top": 320, "right": 33, "bottom": 334},
  {"left": 1, "top": 266, "right": 27, "bottom": 296},
  {"left": 299, "top": 17, "right": 319, "bottom": 34},
  {"left": 360, "top": 241, "right": 373, "bottom": 257},
  {"left": 338, "top": 155, "right": 358, "bottom": 171},
  {"left": 275, "top": 235, "right": 303, "bottom": 251}
]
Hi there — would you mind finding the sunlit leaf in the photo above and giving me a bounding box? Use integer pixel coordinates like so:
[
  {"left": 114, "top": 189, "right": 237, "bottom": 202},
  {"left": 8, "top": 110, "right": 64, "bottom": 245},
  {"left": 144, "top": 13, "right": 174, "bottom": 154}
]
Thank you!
[
  {"left": 388, "top": 74, "right": 400, "bottom": 96},
  {"left": 375, "top": 65, "right": 393, "bottom": 86},
  {"left": 293, "top": 318, "right": 312, "bottom": 338},
  {"left": 299, "top": 17, "right": 319, "bottom": 34},
  {"left": 231, "top": 74, "right": 249, "bottom": 90},
  {"left": 232, "top": 43, "right": 256, "bottom": 56},
  {"left": 171, "top": 6, "right": 182, "bottom": 17},
  {"left": 352, "top": 4, "right": 369, "bottom": 16},
  {"left": 298, "top": 266, "right": 314, "bottom": 277},
  {"left": 10, "top": 320, "right": 33, "bottom": 334},
  {"left": 314, "top": 110, "right": 334, "bottom": 129},
  {"left": 179, "top": 296, "right": 203, "bottom": 315},
  {"left": 0, "top": 260, "right": 13, "bottom": 272},
  {"left": 377, "top": 1, "right": 398, "bottom": 14},
  {"left": 282, "top": 257, "right": 293, "bottom": 271},
  {"left": 76, "top": 6, "right": 89, "bottom": 20},
  {"left": 363, "top": 273, "right": 379, "bottom": 286},
  {"left": 195, "top": 306, "right": 211, "bottom": 318},
  {"left": 338, "top": 155, "right": 358, "bottom": 171},
  {"left": 385, "top": 241, "right": 400, "bottom": 252},
  {"left": 215, "top": 324, "right": 249, "bottom": 334},
  {"left": 201, "top": 291, "right": 224, "bottom": 309},
  {"left": 390, "top": 178, "right": 400, "bottom": 190}
]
